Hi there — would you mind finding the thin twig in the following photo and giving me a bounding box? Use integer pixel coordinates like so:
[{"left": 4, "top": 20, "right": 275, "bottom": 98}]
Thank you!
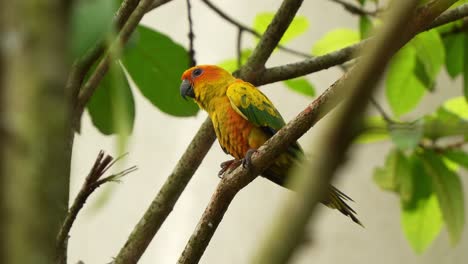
[
  {"left": 370, "top": 97, "right": 393, "bottom": 123},
  {"left": 186, "top": 0, "right": 196, "bottom": 67},
  {"left": 56, "top": 151, "right": 137, "bottom": 260},
  {"left": 329, "top": 0, "right": 380, "bottom": 16},
  {"left": 236, "top": 28, "right": 243, "bottom": 68},
  {"left": 201, "top": 0, "right": 311, "bottom": 59}
]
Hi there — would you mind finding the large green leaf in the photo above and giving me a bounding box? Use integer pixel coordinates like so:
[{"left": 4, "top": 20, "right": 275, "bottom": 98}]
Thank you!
[
  {"left": 420, "top": 150, "right": 465, "bottom": 245},
  {"left": 443, "top": 33, "right": 465, "bottom": 78},
  {"left": 71, "top": 0, "right": 116, "bottom": 58},
  {"left": 411, "top": 30, "right": 445, "bottom": 87},
  {"left": 122, "top": 25, "right": 198, "bottom": 116},
  {"left": 253, "top": 13, "right": 309, "bottom": 45},
  {"left": 386, "top": 45, "right": 426, "bottom": 116},
  {"left": 87, "top": 63, "right": 135, "bottom": 135},
  {"left": 311, "top": 29, "right": 360, "bottom": 56},
  {"left": 283, "top": 78, "right": 316, "bottom": 97},
  {"left": 402, "top": 155, "right": 443, "bottom": 254}
]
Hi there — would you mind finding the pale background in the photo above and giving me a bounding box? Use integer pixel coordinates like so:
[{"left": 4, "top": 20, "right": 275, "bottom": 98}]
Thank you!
[{"left": 68, "top": 0, "right": 468, "bottom": 263}]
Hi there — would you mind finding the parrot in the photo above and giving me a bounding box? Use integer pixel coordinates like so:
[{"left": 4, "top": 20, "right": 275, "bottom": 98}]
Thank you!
[{"left": 180, "top": 64, "right": 361, "bottom": 226}]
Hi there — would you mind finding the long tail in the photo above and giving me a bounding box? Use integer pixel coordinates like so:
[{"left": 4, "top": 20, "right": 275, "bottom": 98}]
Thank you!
[
  {"left": 322, "top": 186, "right": 363, "bottom": 226},
  {"left": 262, "top": 167, "right": 363, "bottom": 226}
]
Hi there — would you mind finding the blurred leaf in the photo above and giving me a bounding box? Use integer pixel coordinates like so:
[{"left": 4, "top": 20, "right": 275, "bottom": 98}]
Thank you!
[
  {"left": 87, "top": 63, "right": 135, "bottom": 135},
  {"left": 122, "top": 25, "right": 198, "bottom": 117},
  {"left": 373, "top": 149, "right": 412, "bottom": 198},
  {"left": 401, "top": 155, "right": 443, "bottom": 254},
  {"left": 386, "top": 45, "right": 426, "bottom": 116},
  {"left": 443, "top": 33, "right": 465, "bottom": 78},
  {"left": 71, "top": 0, "right": 116, "bottom": 58},
  {"left": 423, "top": 107, "right": 468, "bottom": 139},
  {"left": 420, "top": 150, "right": 465, "bottom": 245},
  {"left": 359, "top": 16, "right": 373, "bottom": 39},
  {"left": 355, "top": 116, "right": 389, "bottom": 143},
  {"left": 253, "top": 13, "right": 308, "bottom": 45},
  {"left": 443, "top": 149, "right": 468, "bottom": 169},
  {"left": 218, "top": 49, "right": 252, "bottom": 73},
  {"left": 411, "top": 30, "right": 445, "bottom": 88},
  {"left": 311, "top": 29, "right": 360, "bottom": 56},
  {"left": 389, "top": 121, "right": 424, "bottom": 150},
  {"left": 283, "top": 78, "right": 316, "bottom": 97},
  {"left": 443, "top": 96, "right": 468, "bottom": 119}
]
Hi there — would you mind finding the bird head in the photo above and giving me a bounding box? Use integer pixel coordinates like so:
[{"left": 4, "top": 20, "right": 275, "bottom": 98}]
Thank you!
[{"left": 180, "top": 65, "right": 236, "bottom": 106}]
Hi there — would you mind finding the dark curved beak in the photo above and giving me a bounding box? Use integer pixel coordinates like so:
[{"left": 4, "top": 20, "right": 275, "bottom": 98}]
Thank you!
[{"left": 180, "top": 79, "right": 195, "bottom": 99}]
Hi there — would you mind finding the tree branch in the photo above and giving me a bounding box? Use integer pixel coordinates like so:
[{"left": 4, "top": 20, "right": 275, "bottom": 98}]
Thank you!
[
  {"left": 56, "top": 151, "right": 136, "bottom": 261},
  {"left": 201, "top": 0, "right": 311, "bottom": 59},
  {"left": 257, "top": 3, "right": 468, "bottom": 85},
  {"left": 177, "top": 1, "right": 459, "bottom": 263}
]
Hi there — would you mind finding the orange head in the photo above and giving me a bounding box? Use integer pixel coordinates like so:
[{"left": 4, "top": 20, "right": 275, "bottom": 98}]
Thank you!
[{"left": 180, "top": 65, "right": 236, "bottom": 106}]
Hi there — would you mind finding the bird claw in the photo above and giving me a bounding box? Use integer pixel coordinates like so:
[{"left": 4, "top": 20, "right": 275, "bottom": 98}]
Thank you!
[
  {"left": 218, "top": 159, "right": 241, "bottom": 178},
  {"left": 241, "top": 149, "right": 257, "bottom": 170}
]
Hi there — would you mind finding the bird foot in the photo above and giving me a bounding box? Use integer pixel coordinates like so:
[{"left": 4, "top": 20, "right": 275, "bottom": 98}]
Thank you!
[
  {"left": 218, "top": 159, "right": 241, "bottom": 178},
  {"left": 241, "top": 148, "right": 257, "bottom": 170}
]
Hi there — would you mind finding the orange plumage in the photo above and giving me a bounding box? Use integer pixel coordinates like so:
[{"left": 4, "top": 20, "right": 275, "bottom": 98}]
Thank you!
[{"left": 180, "top": 65, "right": 361, "bottom": 225}]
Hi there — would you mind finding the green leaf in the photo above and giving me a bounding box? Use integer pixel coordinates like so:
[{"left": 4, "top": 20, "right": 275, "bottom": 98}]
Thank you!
[
  {"left": 122, "top": 25, "right": 198, "bottom": 117},
  {"left": 283, "top": 78, "right": 316, "bottom": 97},
  {"left": 420, "top": 150, "right": 465, "bottom": 245},
  {"left": 218, "top": 49, "right": 252, "bottom": 73},
  {"left": 402, "top": 155, "right": 443, "bottom": 254},
  {"left": 423, "top": 107, "right": 468, "bottom": 139},
  {"left": 386, "top": 44, "right": 426, "bottom": 116},
  {"left": 71, "top": 0, "right": 116, "bottom": 58},
  {"left": 443, "top": 96, "right": 468, "bottom": 119},
  {"left": 87, "top": 63, "right": 135, "bottom": 135},
  {"left": 411, "top": 30, "right": 445, "bottom": 88},
  {"left": 389, "top": 121, "right": 424, "bottom": 150},
  {"left": 373, "top": 149, "right": 412, "bottom": 200},
  {"left": 359, "top": 16, "right": 373, "bottom": 39},
  {"left": 443, "top": 149, "right": 468, "bottom": 169},
  {"left": 311, "top": 29, "right": 360, "bottom": 56},
  {"left": 355, "top": 116, "right": 389, "bottom": 143},
  {"left": 253, "top": 13, "right": 308, "bottom": 45},
  {"left": 443, "top": 34, "right": 465, "bottom": 78}
]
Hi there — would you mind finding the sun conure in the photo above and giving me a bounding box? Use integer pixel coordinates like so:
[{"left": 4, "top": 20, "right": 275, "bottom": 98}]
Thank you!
[{"left": 180, "top": 65, "right": 361, "bottom": 225}]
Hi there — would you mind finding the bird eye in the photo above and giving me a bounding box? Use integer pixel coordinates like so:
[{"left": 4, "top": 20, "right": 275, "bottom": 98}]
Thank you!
[{"left": 192, "top": 68, "right": 203, "bottom": 77}]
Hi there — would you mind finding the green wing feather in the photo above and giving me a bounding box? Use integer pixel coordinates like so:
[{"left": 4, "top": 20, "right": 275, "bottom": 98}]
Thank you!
[{"left": 226, "top": 81, "right": 285, "bottom": 133}]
